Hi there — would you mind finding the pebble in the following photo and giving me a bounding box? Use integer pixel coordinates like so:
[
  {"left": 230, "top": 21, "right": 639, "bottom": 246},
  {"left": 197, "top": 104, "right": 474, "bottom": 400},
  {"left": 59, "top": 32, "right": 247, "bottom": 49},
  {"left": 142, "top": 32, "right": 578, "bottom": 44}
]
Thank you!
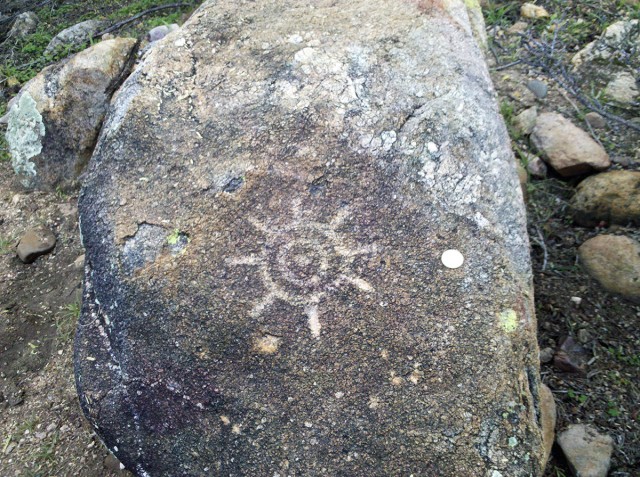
[
  {"left": 539, "top": 347, "right": 554, "bottom": 364},
  {"left": 507, "top": 21, "right": 529, "bottom": 36},
  {"left": 521, "top": 3, "right": 550, "bottom": 19},
  {"left": 584, "top": 112, "right": 606, "bottom": 130},
  {"left": 16, "top": 226, "right": 57, "bottom": 263},
  {"left": 558, "top": 424, "right": 613, "bottom": 477},
  {"left": 526, "top": 154, "right": 547, "bottom": 179},
  {"left": 526, "top": 80, "right": 548, "bottom": 99}
]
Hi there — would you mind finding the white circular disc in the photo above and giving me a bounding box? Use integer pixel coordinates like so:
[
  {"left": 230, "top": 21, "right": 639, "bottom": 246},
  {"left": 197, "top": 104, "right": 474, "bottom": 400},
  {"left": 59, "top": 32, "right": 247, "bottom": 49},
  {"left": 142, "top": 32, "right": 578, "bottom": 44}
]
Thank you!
[{"left": 441, "top": 249, "right": 464, "bottom": 269}]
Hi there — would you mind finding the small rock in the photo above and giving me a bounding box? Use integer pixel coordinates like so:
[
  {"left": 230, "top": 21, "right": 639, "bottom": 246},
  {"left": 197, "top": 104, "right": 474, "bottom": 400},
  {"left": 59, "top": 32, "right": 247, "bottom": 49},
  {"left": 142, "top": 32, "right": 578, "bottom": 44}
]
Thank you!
[
  {"left": 572, "top": 171, "right": 640, "bottom": 227},
  {"left": 44, "top": 19, "right": 106, "bottom": 55},
  {"left": 554, "top": 336, "right": 588, "bottom": 373},
  {"left": 513, "top": 106, "right": 538, "bottom": 135},
  {"left": 526, "top": 154, "right": 547, "bottom": 179},
  {"left": 570, "top": 296, "right": 582, "bottom": 306},
  {"left": 531, "top": 112, "right": 610, "bottom": 177},
  {"left": 507, "top": 21, "right": 529, "bottom": 36},
  {"left": 527, "top": 80, "right": 548, "bottom": 99},
  {"left": 584, "top": 112, "right": 606, "bottom": 130},
  {"left": 8, "top": 12, "right": 38, "bottom": 38},
  {"left": 577, "top": 329, "right": 590, "bottom": 344},
  {"left": 579, "top": 235, "right": 640, "bottom": 301},
  {"left": 539, "top": 384, "right": 556, "bottom": 465},
  {"left": 148, "top": 25, "right": 170, "bottom": 42},
  {"left": 557, "top": 424, "right": 613, "bottom": 477},
  {"left": 604, "top": 71, "right": 638, "bottom": 104},
  {"left": 539, "top": 347, "right": 554, "bottom": 364},
  {"left": 17, "top": 226, "right": 56, "bottom": 263},
  {"left": 521, "top": 3, "right": 550, "bottom": 19}
]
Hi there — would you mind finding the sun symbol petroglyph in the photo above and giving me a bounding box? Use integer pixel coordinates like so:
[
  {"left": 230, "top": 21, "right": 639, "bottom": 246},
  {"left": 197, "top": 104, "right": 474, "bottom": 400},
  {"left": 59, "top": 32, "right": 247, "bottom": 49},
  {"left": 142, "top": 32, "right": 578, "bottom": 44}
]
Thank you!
[{"left": 228, "top": 199, "right": 376, "bottom": 338}]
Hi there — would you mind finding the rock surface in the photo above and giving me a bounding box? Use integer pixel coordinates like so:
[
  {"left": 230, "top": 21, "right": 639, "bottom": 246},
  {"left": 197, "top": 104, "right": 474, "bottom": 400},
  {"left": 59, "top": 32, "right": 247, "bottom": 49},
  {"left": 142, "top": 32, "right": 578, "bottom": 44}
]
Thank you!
[
  {"left": 531, "top": 112, "right": 610, "bottom": 177},
  {"left": 75, "top": 1, "right": 546, "bottom": 476},
  {"left": 44, "top": 19, "right": 106, "bottom": 55},
  {"left": 572, "top": 19, "right": 639, "bottom": 66},
  {"left": 4, "top": 38, "right": 137, "bottom": 190},
  {"left": 572, "top": 171, "right": 640, "bottom": 226},
  {"left": 579, "top": 235, "right": 640, "bottom": 301},
  {"left": 539, "top": 383, "right": 556, "bottom": 465},
  {"left": 513, "top": 106, "right": 537, "bottom": 136},
  {"left": 8, "top": 11, "right": 38, "bottom": 38},
  {"left": 16, "top": 226, "right": 56, "bottom": 263},
  {"left": 557, "top": 424, "right": 613, "bottom": 477},
  {"left": 604, "top": 71, "right": 638, "bottom": 104}
]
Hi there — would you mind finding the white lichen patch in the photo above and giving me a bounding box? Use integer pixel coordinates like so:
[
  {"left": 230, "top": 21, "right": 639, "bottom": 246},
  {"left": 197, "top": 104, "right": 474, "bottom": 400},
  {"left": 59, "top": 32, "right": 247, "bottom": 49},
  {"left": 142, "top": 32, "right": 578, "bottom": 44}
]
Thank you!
[{"left": 6, "top": 92, "right": 45, "bottom": 187}]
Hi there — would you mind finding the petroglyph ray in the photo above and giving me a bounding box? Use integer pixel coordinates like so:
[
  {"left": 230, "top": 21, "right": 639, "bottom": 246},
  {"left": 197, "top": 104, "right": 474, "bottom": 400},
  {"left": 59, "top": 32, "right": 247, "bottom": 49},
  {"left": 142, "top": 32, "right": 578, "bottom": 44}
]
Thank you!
[{"left": 228, "top": 199, "right": 376, "bottom": 338}]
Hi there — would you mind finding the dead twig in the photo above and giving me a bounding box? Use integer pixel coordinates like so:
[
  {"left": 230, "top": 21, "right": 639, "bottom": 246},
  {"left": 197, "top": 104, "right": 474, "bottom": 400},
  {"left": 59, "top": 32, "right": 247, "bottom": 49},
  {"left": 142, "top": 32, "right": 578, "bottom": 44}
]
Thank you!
[{"left": 94, "top": 3, "right": 192, "bottom": 37}]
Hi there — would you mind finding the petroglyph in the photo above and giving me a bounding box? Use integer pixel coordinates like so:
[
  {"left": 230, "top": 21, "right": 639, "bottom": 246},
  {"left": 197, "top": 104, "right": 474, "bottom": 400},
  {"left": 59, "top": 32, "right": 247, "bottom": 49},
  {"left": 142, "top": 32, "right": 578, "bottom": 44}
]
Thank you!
[{"left": 228, "top": 199, "right": 376, "bottom": 338}]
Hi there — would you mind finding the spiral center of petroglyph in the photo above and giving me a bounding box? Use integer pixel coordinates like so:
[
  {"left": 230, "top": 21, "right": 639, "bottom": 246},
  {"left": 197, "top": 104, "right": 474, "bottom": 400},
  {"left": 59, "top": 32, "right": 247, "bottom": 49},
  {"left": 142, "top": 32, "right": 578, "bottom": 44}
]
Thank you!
[{"left": 228, "top": 200, "right": 376, "bottom": 338}]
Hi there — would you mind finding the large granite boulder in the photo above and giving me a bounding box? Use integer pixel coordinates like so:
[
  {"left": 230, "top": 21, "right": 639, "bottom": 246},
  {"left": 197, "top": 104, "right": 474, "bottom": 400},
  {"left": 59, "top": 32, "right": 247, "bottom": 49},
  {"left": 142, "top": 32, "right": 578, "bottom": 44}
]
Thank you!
[
  {"left": 75, "top": 1, "right": 547, "bottom": 475},
  {"left": 3, "top": 38, "right": 137, "bottom": 190}
]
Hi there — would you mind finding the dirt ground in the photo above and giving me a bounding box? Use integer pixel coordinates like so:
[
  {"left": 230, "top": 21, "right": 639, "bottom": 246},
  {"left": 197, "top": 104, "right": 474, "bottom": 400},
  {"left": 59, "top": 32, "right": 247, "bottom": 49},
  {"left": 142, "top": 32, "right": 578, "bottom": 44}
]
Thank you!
[{"left": 0, "top": 1, "right": 639, "bottom": 476}]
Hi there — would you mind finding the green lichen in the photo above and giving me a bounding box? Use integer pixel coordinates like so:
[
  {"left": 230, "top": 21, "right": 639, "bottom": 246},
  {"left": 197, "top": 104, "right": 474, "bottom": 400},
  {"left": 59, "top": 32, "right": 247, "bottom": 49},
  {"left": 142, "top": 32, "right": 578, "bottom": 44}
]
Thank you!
[
  {"left": 498, "top": 309, "right": 519, "bottom": 333},
  {"left": 6, "top": 92, "right": 45, "bottom": 187}
]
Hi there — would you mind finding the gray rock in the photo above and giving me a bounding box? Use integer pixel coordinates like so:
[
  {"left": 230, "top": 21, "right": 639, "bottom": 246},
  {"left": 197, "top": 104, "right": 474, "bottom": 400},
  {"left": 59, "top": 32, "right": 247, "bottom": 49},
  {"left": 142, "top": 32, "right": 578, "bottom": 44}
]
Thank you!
[
  {"left": 572, "top": 20, "right": 640, "bottom": 66},
  {"left": 17, "top": 226, "right": 56, "bottom": 263},
  {"left": 539, "top": 347, "right": 554, "bottom": 364},
  {"left": 572, "top": 171, "right": 640, "bottom": 227},
  {"left": 557, "top": 424, "right": 613, "bottom": 477},
  {"left": 579, "top": 235, "right": 640, "bottom": 301},
  {"left": 584, "top": 112, "right": 606, "bottom": 130},
  {"left": 531, "top": 112, "right": 610, "bottom": 177},
  {"left": 526, "top": 80, "right": 548, "bottom": 99},
  {"left": 507, "top": 21, "right": 529, "bottom": 36},
  {"left": 604, "top": 71, "right": 638, "bottom": 104},
  {"left": 44, "top": 19, "right": 106, "bottom": 56},
  {"left": 513, "top": 106, "right": 537, "bottom": 136},
  {"left": 75, "top": 1, "right": 548, "bottom": 476},
  {"left": 8, "top": 12, "right": 38, "bottom": 38},
  {"left": 525, "top": 154, "right": 547, "bottom": 179},
  {"left": 4, "top": 38, "right": 137, "bottom": 190},
  {"left": 148, "top": 25, "right": 170, "bottom": 42}
]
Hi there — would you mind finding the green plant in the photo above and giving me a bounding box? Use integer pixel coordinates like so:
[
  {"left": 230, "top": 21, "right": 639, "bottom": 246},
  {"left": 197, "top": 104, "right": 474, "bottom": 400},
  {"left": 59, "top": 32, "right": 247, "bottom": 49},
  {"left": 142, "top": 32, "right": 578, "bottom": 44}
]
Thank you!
[
  {"left": 55, "top": 302, "right": 81, "bottom": 343},
  {"left": 567, "top": 389, "right": 589, "bottom": 405},
  {"left": 607, "top": 402, "right": 621, "bottom": 417},
  {"left": 0, "top": 236, "right": 15, "bottom": 254},
  {"left": 483, "top": 1, "right": 519, "bottom": 28}
]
